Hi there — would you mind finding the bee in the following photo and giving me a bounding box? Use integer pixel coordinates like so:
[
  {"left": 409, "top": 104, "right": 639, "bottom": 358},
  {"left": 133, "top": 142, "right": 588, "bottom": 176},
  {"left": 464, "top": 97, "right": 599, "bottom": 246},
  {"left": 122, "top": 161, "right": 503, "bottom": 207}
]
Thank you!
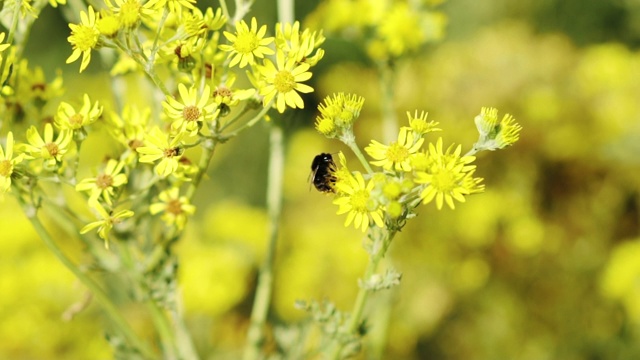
[{"left": 310, "top": 153, "right": 337, "bottom": 193}]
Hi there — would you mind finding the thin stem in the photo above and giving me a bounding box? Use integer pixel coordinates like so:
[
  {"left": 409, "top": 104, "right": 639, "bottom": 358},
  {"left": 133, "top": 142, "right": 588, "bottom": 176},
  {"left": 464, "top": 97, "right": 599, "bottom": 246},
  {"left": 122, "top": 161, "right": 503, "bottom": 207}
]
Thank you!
[
  {"left": 328, "top": 230, "right": 397, "bottom": 360},
  {"left": 185, "top": 138, "right": 217, "bottom": 199},
  {"left": 119, "top": 243, "right": 178, "bottom": 359},
  {"left": 243, "top": 122, "right": 285, "bottom": 360},
  {"left": 20, "top": 204, "right": 156, "bottom": 359},
  {"left": 345, "top": 139, "right": 374, "bottom": 174},
  {"left": 219, "top": 101, "right": 274, "bottom": 141}
]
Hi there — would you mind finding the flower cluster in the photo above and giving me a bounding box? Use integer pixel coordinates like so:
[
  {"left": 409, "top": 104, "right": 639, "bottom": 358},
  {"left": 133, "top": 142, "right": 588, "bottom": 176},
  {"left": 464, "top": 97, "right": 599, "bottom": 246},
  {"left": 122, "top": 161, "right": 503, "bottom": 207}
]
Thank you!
[
  {"left": 305, "top": 0, "right": 447, "bottom": 61},
  {"left": 59, "top": 6, "right": 327, "bottom": 245},
  {"left": 315, "top": 95, "right": 521, "bottom": 232}
]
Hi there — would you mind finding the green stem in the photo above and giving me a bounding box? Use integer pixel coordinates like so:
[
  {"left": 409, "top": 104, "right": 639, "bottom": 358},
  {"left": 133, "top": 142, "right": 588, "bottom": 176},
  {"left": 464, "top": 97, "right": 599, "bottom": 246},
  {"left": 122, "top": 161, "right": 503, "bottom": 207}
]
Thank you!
[
  {"left": 185, "top": 138, "right": 217, "bottom": 199},
  {"left": 328, "top": 230, "right": 397, "bottom": 360},
  {"left": 345, "top": 139, "right": 374, "bottom": 175},
  {"left": 119, "top": 243, "right": 178, "bottom": 358},
  {"left": 219, "top": 101, "right": 273, "bottom": 141},
  {"left": 21, "top": 205, "right": 156, "bottom": 359},
  {"left": 243, "top": 122, "right": 285, "bottom": 360}
]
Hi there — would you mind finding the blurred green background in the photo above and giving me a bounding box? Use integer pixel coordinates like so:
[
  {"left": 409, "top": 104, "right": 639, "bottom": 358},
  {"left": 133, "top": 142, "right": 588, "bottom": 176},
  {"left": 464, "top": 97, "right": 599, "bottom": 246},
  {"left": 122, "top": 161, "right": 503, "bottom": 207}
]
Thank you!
[{"left": 3, "top": 0, "right": 640, "bottom": 358}]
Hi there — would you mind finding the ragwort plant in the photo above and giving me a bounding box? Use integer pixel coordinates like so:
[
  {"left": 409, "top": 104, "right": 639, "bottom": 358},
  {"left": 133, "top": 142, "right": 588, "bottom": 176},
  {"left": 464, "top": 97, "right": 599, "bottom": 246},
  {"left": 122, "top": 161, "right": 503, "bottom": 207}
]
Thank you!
[
  {"left": 0, "top": 0, "right": 521, "bottom": 358},
  {"left": 0, "top": 0, "right": 324, "bottom": 358}
]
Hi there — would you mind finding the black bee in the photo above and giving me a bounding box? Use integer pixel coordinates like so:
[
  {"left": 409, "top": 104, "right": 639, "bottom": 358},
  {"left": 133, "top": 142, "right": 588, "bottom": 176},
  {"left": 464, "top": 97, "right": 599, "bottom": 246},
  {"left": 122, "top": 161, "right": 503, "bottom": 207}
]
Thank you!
[{"left": 310, "top": 153, "right": 337, "bottom": 193}]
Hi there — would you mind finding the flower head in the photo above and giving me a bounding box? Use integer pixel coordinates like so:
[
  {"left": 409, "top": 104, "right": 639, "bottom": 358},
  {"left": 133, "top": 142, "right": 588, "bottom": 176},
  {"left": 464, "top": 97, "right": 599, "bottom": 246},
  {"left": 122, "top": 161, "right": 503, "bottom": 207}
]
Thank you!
[
  {"left": 149, "top": 187, "right": 196, "bottom": 230},
  {"left": 258, "top": 50, "right": 314, "bottom": 113},
  {"left": 80, "top": 201, "right": 134, "bottom": 248},
  {"left": 219, "top": 17, "right": 275, "bottom": 68},
  {"left": 76, "top": 159, "right": 128, "bottom": 205},
  {"left": 414, "top": 138, "right": 484, "bottom": 210},
  {"left": 66, "top": 6, "right": 100, "bottom": 73},
  {"left": 315, "top": 93, "right": 365, "bottom": 138},
  {"left": 163, "top": 84, "right": 218, "bottom": 136},
  {"left": 275, "top": 21, "right": 325, "bottom": 66},
  {"left": 143, "top": 0, "right": 196, "bottom": 15},
  {"left": 136, "top": 127, "right": 184, "bottom": 177},
  {"left": 404, "top": 110, "right": 440, "bottom": 136},
  {"left": 24, "top": 124, "right": 74, "bottom": 167},
  {"left": 105, "top": 0, "right": 145, "bottom": 29},
  {"left": 365, "top": 127, "right": 424, "bottom": 172},
  {"left": 55, "top": 94, "right": 103, "bottom": 131},
  {"left": 473, "top": 107, "right": 522, "bottom": 151},
  {"left": 0, "top": 132, "right": 25, "bottom": 196},
  {"left": 333, "top": 171, "right": 384, "bottom": 232}
]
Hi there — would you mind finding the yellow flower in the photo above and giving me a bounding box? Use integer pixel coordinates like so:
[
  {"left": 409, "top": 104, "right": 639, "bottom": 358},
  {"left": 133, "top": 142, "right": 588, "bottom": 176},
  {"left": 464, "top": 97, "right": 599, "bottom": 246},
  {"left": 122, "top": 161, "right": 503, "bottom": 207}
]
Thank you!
[
  {"left": 136, "top": 127, "right": 184, "bottom": 177},
  {"left": 105, "top": 0, "right": 144, "bottom": 29},
  {"left": 80, "top": 201, "right": 134, "bottom": 249},
  {"left": 143, "top": 0, "right": 196, "bottom": 14},
  {"left": 365, "top": 127, "right": 424, "bottom": 172},
  {"left": 275, "top": 21, "right": 325, "bottom": 65},
  {"left": 473, "top": 107, "right": 522, "bottom": 151},
  {"left": 0, "top": 132, "right": 25, "bottom": 196},
  {"left": 66, "top": 6, "right": 100, "bottom": 73},
  {"left": 97, "top": 11, "right": 120, "bottom": 37},
  {"left": 315, "top": 93, "right": 365, "bottom": 137},
  {"left": 333, "top": 171, "right": 384, "bottom": 232},
  {"left": 76, "top": 159, "right": 128, "bottom": 205},
  {"left": 106, "top": 105, "right": 150, "bottom": 152},
  {"left": 54, "top": 94, "right": 103, "bottom": 130},
  {"left": 163, "top": 84, "right": 218, "bottom": 136},
  {"left": 414, "top": 138, "right": 483, "bottom": 210},
  {"left": 0, "top": 32, "right": 11, "bottom": 53},
  {"left": 219, "top": 17, "right": 275, "bottom": 68},
  {"left": 149, "top": 187, "right": 196, "bottom": 230},
  {"left": 49, "top": 0, "right": 67, "bottom": 8},
  {"left": 258, "top": 50, "right": 314, "bottom": 113},
  {"left": 404, "top": 110, "right": 440, "bottom": 136},
  {"left": 24, "top": 124, "right": 73, "bottom": 167}
]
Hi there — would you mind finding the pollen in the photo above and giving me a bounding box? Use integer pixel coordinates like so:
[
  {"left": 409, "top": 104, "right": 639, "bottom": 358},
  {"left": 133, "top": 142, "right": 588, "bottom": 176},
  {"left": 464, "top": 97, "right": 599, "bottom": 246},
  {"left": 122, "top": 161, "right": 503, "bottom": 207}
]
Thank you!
[
  {"left": 234, "top": 32, "right": 259, "bottom": 54},
  {"left": 350, "top": 189, "right": 370, "bottom": 212},
  {"left": 182, "top": 105, "right": 201, "bottom": 122},
  {"left": 166, "top": 199, "right": 183, "bottom": 215},
  {"left": 274, "top": 70, "right": 295, "bottom": 93},
  {"left": 386, "top": 142, "right": 410, "bottom": 164},
  {"left": 69, "top": 114, "right": 84, "bottom": 127},
  {"left": 432, "top": 170, "right": 456, "bottom": 191},
  {"left": 0, "top": 160, "right": 12, "bottom": 177},
  {"left": 96, "top": 174, "right": 114, "bottom": 189},
  {"left": 73, "top": 25, "right": 99, "bottom": 51},
  {"left": 45, "top": 142, "right": 60, "bottom": 157},
  {"left": 164, "top": 147, "right": 180, "bottom": 158}
]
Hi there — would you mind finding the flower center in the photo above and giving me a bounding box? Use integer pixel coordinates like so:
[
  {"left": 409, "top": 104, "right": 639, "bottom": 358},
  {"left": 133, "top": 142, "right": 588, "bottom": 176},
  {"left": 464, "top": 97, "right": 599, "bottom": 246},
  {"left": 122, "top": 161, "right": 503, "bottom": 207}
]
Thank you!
[
  {"left": 69, "top": 114, "right": 84, "bottom": 128},
  {"left": 214, "top": 86, "right": 233, "bottom": 98},
  {"left": 96, "top": 173, "right": 114, "bottom": 189},
  {"left": 274, "top": 70, "right": 295, "bottom": 93},
  {"left": 182, "top": 105, "right": 201, "bottom": 122},
  {"left": 0, "top": 159, "right": 12, "bottom": 177},
  {"left": 164, "top": 147, "right": 181, "bottom": 158},
  {"left": 128, "top": 139, "right": 144, "bottom": 150},
  {"left": 386, "top": 142, "right": 409, "bottom": 164},
  {"left": 431, "top": 170, "right": 456, "bottom": 191},
  {"left": 167, "top": 199, "right": 183, "bottom": 215},
  {"left": 45, "top": 142, "right": 60, "bottom": 157},
  {"left": 74, "top": 25, "right": 99, "bottom": 51},
  {"left": 350, "top": 189, "right": 370, "bottom": 212},
  {"left": 234, "top": 32, "right": 258, "bottom": 54}
]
